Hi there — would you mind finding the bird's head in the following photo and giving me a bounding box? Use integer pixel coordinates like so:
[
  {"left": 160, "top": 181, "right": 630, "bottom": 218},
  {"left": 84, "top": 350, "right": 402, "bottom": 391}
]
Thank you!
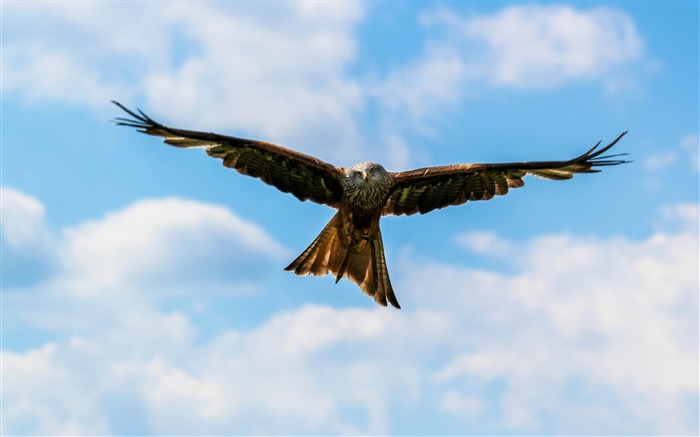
[
  {"left": 341, "top": 162, "right": 394, "bottom": 210},
  {"left": 346, "top": 161, "right": 389, "bottom": 185}
]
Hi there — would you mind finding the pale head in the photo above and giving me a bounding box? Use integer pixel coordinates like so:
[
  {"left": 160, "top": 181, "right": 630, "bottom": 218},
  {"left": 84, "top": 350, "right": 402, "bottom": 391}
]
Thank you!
[
  {"left": 346, "top": 161, "right": 388, "bottom": 181},
  {"left": 340, "top": 161, "right": 394, "bottom": 211}
]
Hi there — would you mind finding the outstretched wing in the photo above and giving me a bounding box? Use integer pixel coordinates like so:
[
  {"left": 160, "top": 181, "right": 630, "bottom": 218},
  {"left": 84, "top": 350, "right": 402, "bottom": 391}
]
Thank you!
[
  {"left": 113, "top": 101, "right": 344, "bottom": 207},
  {"left": 383, "top": 132, "right": 629, "bottom": 216}
]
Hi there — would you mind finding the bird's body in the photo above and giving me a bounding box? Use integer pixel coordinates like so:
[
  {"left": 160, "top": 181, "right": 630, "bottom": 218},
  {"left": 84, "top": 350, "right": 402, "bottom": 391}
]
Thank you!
[
  {"left": 288, "top": 161, "right": 399, "bottom": 307},
  {"left": 113, "top": 101, "right": 629, "bottom": 309}
]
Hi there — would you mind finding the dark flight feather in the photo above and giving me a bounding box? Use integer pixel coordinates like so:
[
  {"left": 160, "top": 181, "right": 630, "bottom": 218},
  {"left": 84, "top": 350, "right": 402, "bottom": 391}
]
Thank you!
[
  {"left": 113, "top": 100, "right": 628, "bottom": 309},
  {"left": 113, "top": 101, "right": 343, "bottom": 207},
  {"left": 383, "top": 132, "right": 629, "bottom": 216}
]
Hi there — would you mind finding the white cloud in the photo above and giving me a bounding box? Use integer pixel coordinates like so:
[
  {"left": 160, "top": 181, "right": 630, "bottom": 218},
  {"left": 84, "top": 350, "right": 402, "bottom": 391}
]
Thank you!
[
  {"left": 455, "top": 230, "right": 514, "bottom": 257},
  {"left": 439, "top": 390, "right": 485, "bottom": 419},
  {"left": 3, "top": 188, "right": 697, "bottom": 435},
  {"left": 458, "top": 4, "right": 645, "bottom": 89},
  {"left": 655, "top": 203, "right": 700, "bottom": 235},
  {"left": 57, "top": 196, "right": 288, "bottom": 296},
  {"left": 140, "top": 3, "right": 366, "bottom": 160},
  {"left": 1, "top": 191, "right": 288, "bottom": 339},
  {"left": 371, "top": 4, "right": 647, "bottom": 150},
  {"left": 409, "top": 220, "right": 698, "bottom": 433},
  {"left": 3, "top": 2, "right": 366, "bottom": 163},
  {"left": 1, "top": 188, "right": 56, "bottom": 287},
  {"left": 660, "top": 202, "right": 699, "bottom": 227},
  {"left": 2, "top": 3, "right": 172, "bottom": 106},
  {"left": 1, "top": 188, "right": 53, "bottom": 251},
  {"left": 372, "top": 45, "right": 467, "bottom": 125}
]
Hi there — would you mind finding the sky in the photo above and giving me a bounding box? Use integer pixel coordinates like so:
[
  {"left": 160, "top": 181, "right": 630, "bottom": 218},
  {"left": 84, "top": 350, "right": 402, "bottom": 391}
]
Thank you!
[{"left": 1, "top": 1, "right": 698, "bottom": 435}]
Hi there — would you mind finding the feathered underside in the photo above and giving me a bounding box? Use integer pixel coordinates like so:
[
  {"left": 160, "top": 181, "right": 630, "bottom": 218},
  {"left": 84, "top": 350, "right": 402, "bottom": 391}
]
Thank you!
[
  {"left": 113, "top": 101, "right": 628, "bottom": 218},
  {"left": 112, "top": 101, "right": 344, "bottom": 207},
  {"left": 284, "top": 212, "right": 400, "bottom": 308},
  {"left": 383, "top": 132, "right": 629, "bottom": 216},
  {"left": 113, "top": 100, "right": 629, "bottom": 309}
]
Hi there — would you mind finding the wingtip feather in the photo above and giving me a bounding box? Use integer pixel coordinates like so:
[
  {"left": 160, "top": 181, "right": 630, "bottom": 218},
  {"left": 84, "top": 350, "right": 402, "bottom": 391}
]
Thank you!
[
  {"left": 111, "top": 100, "right": 161, "bottom": 132},
  {"left": 570, "top": 131, "right": 630, "bottom": 168}
]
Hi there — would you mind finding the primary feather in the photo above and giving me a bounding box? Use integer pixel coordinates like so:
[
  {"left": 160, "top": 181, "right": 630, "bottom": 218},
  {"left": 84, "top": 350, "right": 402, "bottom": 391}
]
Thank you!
[{"left": 113, "top": 101, "right": 628, "bottom": 308}]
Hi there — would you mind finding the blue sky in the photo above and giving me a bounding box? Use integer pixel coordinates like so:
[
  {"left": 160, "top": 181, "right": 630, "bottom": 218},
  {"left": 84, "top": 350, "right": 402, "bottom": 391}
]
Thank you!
[{"left": 2, "top": 1, "right": 698, "bottom": 435}]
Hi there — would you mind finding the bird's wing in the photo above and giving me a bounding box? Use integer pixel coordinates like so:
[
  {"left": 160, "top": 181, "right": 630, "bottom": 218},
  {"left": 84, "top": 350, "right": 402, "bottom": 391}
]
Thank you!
[
  {"left": 383, "top": 132, "right": 629, "bottom": 216},
  {"left": 113, "top": 101, "right": 344, "bottom": 207}
]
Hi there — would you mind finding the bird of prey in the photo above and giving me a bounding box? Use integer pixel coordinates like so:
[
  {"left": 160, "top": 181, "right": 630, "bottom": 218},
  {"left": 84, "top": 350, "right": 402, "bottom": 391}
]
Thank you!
[{"left": 113, "top": 101, "right": 628, "bottom": 309}]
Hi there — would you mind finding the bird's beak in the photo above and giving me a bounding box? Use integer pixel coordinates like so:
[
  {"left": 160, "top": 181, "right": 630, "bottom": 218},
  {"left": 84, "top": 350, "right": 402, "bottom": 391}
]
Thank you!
[{"left": 362, "top": 171, "right": 370, "bottom": 181}]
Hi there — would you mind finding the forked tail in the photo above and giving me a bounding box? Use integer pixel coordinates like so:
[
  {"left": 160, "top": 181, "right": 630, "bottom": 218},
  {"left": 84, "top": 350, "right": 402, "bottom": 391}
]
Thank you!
[{"left": 285, "top": 213, "right": 400, "bottom": 308}]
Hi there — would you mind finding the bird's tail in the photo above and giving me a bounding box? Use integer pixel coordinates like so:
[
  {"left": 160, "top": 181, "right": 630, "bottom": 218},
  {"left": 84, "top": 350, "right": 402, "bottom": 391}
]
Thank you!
[{"left": 285, "top": 212, "right": 400, "bottom": 309}]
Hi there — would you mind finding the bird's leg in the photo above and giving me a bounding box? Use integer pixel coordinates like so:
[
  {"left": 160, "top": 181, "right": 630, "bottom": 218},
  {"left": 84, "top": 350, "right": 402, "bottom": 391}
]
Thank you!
[{"left": 352, "top": 229, "right": 369, "bottom": 252}]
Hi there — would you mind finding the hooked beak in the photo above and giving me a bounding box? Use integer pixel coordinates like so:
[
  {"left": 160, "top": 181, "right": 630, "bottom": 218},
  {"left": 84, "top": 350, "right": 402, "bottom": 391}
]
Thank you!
[{"left": 362, "top": 171, "right": 370, "bottom": 181}]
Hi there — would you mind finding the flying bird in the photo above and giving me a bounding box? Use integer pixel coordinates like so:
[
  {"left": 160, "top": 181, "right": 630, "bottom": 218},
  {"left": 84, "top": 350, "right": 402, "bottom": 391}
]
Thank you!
[{"left": 113, "top": 101, "right": 628, "bottom": 309}]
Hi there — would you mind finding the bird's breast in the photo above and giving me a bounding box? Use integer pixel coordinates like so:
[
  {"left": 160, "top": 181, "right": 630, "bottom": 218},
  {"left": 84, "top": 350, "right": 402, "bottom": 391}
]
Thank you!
[
  {"left": 338, "top": 203, "right": 381, "bottom": 245},
  {"left": 343, "top": 184, "right": 387, "bottom": 212}
]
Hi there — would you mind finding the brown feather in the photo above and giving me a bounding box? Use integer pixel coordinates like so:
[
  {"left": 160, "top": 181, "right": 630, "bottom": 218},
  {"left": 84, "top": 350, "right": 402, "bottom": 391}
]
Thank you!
[
  {"left": 284, "top": 212, "right": 400, "bottom": 309},
  {"left": 384, "top": 132, "right": 628, "bottom": 216},
  {"left": 112, "top": 101, "right": 344, "bottom": 207},
  {"left": 114, "top": 101, "right": 627, "bottom": 309}
]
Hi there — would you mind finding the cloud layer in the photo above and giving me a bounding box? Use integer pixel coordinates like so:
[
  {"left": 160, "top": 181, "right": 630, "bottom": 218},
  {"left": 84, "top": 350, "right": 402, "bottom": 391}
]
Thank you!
[{"left": 3, "top": 189, "right": 697, "bottom": 435}]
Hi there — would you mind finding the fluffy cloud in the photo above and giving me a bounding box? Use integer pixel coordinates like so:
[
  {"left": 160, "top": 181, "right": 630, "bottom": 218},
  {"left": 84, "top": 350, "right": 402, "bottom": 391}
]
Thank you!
[
  {"left": 375, "top": 4, "right": 645, "bottom": 125},
  {"left": 140, "top": 2, "right": 366, "bottom": 161},
  {"left": 3, "top": 2, "right": 366, "bottom": 163},
  {"left": 3, "top": 189, "right": 697, "bottom": 435},
  {"left": 2, "top": 192, "right": 287, "bottom": 337},
  {"left": 57, "top": 196, "right": 289, "bottom": 296},
  {"left": 1, "top": 188, "right": 53, "bottom": 254},
  {"left": 1, "top": 188, "right": 56, "bottom": 287},
  {"left": 458, "top": 5, "right": 645, "bottom": 89},
  {"left": 413, "top": 205, "right": 699, "bottom": 434}
]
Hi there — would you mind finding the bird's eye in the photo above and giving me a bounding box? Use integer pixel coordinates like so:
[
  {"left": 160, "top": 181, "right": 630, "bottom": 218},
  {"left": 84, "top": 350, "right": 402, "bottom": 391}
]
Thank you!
[{"left": 370, "top": 167, "right": 376, "bottom": 174}]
